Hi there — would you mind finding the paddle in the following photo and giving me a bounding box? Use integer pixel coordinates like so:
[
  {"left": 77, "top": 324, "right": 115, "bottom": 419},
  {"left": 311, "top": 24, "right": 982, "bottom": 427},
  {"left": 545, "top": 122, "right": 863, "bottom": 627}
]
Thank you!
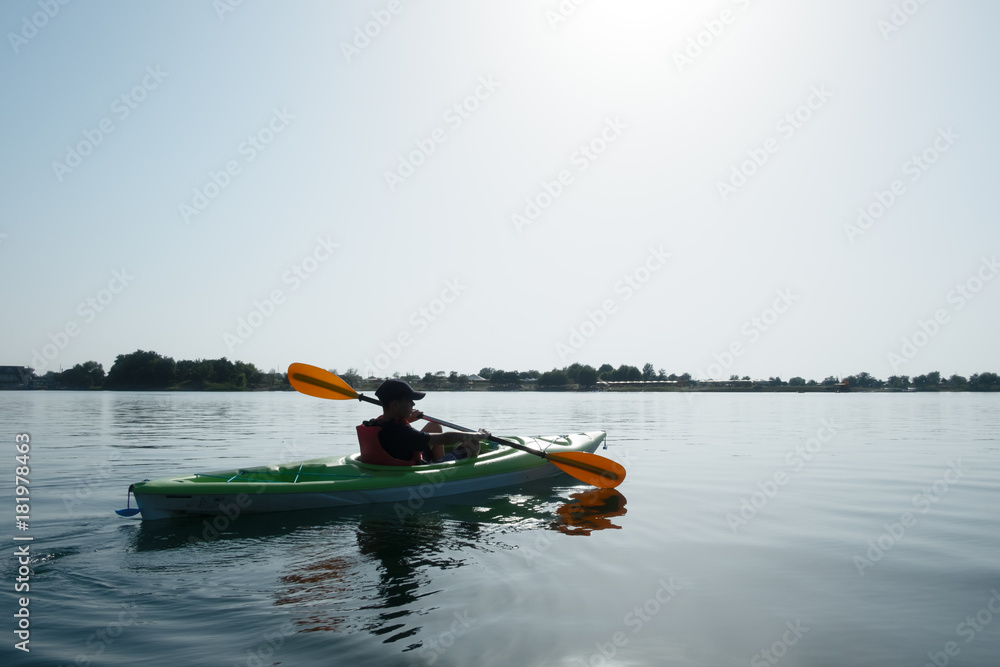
[
  {"left": 115, "top": 485, "right": 140, "bottom": 517},
  {"left": 287, "top": 363, "right": 625, "bottom": 489}
]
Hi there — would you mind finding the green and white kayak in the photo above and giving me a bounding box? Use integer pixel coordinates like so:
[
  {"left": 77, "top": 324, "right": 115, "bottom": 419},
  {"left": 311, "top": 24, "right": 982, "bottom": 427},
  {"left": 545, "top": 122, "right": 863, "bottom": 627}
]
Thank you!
[{"left": 129, "top": 431, "right": 606, "bottom": 520}]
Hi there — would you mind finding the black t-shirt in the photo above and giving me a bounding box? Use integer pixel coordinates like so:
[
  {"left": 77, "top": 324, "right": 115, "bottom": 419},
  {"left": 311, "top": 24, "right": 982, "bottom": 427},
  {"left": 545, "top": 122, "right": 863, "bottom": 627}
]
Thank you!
[{"left": 367, "top": 417, "right": 432, "bottom": 462}]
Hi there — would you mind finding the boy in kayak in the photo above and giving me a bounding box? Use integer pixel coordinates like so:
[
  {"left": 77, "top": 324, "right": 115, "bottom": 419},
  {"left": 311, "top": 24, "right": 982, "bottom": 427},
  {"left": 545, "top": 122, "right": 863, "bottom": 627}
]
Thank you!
[{"left": 362, "top": 379, "right": 488, "bottom": 464}]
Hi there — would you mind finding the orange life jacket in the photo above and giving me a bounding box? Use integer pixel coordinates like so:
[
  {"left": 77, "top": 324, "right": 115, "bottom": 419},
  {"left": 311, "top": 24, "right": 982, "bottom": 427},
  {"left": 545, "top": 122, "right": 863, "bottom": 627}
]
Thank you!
[{"left": 356, "top": 423, "right": 422, "bottom": 466}]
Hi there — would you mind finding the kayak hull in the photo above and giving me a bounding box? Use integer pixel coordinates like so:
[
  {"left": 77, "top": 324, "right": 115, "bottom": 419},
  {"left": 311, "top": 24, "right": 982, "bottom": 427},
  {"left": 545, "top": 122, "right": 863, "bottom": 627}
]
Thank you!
[{"left": 131, "top": 431, "right": 606, "bottom": 520}]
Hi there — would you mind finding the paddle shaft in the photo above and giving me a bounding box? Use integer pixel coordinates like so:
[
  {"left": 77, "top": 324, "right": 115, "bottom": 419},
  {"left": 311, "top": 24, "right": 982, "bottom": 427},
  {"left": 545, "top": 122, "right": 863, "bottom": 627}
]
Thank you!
[{"left": 355, "top": 393, "right": 550, "bottom": 461}]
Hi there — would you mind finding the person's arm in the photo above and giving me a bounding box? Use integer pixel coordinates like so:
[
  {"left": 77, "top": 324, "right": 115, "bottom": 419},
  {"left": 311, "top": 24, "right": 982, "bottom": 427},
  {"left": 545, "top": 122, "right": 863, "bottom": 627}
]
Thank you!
[
  {"left": 427, "top": 429, "right": 489, "bottom": 450},
  {"left": 427, "top": 430, "right": 488, "bottom": 461},
  {"left": 411, "top": 410, "right": 489, "bottom": 446}
]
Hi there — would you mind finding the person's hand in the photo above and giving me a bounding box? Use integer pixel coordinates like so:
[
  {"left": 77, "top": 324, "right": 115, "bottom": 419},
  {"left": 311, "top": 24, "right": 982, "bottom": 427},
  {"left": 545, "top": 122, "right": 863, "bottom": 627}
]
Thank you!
[{"left": 409, "top": 409, "right": 424, "bottom": 422}]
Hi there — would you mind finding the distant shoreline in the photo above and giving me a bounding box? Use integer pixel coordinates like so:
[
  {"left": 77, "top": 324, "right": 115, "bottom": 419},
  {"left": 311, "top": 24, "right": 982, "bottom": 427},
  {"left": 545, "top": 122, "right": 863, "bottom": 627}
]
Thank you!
[
  {"left": 4, "top": 352, "right": 996, "bottom": 393},
  {"left": 3, "top": 384, "right": 995, "bottom": 394}
]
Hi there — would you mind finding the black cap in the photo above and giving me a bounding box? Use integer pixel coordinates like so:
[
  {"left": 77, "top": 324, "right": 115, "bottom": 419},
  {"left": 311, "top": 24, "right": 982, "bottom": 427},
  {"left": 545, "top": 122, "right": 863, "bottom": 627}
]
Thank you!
[{"left": 375, "top": 379, "right": 425, "bottom": 403}]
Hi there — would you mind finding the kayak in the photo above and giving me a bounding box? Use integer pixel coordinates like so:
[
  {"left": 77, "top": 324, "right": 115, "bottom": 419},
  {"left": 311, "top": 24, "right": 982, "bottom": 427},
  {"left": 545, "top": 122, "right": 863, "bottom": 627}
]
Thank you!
[{"left": 128, "top": 431, "right": 607, "bottom": 520}]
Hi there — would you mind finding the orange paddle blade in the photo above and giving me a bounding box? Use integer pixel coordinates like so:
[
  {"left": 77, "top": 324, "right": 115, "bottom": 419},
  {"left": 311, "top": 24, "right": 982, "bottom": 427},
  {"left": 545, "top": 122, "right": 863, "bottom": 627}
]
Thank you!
[
  {"left": 288, "top": 363, "right": 360, "bottom": 400},
  {"left": 545, "top": 451, "right": 626, "bottom": 489}
]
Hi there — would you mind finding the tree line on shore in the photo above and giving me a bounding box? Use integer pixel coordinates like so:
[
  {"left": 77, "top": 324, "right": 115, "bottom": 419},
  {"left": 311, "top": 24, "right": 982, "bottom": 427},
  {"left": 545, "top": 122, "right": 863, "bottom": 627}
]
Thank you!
[
  {"left": 24, "top": 351, "right": 1000, "bottom": 392},
  {"left": 343, "top": 363, "right": 1000, "bottom": 392},
  {"left": 36, "top": 350, "right": 284, "bottom": 390}
]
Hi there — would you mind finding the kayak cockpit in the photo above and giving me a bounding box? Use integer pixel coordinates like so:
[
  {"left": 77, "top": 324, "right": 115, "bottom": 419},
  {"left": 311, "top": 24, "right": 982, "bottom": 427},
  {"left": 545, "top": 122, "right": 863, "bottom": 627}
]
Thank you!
[{"left": 189, "top": 458, "right": 371, "bottom": 485}]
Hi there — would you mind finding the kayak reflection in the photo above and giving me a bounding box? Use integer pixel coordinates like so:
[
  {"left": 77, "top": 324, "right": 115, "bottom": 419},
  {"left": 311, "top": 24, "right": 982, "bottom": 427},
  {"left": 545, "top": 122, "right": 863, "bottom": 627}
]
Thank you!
[
  {"left": 551, "top": 488, "right": 628, "bottom": 536},
  {"left": 272, "top": 508, "right": 495, "bottom": 644},
  {"left": 272, "top": 511, "right": 483, "bottom": 643},
  {"left": 270, "top": 486, "right": 629, "bottom": 641},
  {"left": 126, "top": 480, "right": 627, "bottom": 652}
]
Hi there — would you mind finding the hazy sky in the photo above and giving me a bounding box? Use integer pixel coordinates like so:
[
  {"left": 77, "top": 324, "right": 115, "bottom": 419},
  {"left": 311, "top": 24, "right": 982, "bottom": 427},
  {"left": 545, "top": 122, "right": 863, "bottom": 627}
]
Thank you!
[{"left": 3, "top": 0, "right": 998, "bottom": 382}]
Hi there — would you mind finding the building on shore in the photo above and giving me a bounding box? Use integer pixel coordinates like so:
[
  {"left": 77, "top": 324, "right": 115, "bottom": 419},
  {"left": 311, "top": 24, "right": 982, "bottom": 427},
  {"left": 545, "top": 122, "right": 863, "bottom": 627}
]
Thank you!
[
  {"left": 598, "top": 379, "right": 690, "bottom": 389},
  {"left": 0, "top": 366, "right": 33, "bottom": 389}
]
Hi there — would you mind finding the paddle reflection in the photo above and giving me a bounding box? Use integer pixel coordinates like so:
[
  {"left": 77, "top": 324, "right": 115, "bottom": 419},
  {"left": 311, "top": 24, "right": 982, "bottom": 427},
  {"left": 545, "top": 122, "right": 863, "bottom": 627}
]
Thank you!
[{"left": 551, "top": 488, "right": 628, "bottom": 536}]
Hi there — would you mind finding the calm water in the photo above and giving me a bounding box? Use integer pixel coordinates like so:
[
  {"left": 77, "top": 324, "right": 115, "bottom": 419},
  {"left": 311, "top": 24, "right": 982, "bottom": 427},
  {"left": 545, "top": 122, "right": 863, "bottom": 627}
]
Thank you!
[{"left": 1, "top": 390, "right": 998, "bottom": 667}]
